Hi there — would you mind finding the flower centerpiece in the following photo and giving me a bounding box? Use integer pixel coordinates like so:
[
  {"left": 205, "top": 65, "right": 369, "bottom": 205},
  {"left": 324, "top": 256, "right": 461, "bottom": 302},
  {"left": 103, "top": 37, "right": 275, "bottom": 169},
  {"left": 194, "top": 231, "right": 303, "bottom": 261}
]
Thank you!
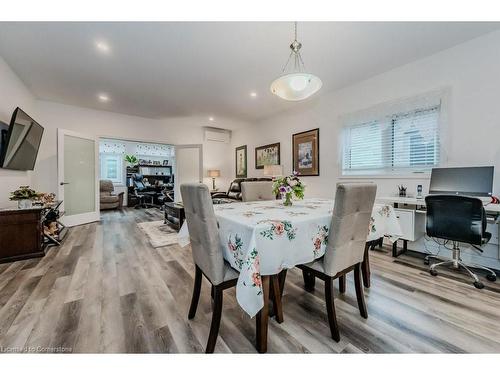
[
  {"left": 9, "top": 186, "right": 40, "bottom": 209},
  {"left": 272, "top": 171, "right": 305, "bottom": 206}
]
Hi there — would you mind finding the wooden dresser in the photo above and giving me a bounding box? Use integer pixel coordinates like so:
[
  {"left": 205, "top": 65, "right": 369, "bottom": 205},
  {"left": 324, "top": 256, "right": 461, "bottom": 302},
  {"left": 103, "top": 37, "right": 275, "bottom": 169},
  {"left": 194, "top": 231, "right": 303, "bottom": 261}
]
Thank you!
[{"left": 0, "top": 207, "right": 44, "bottom": 263}]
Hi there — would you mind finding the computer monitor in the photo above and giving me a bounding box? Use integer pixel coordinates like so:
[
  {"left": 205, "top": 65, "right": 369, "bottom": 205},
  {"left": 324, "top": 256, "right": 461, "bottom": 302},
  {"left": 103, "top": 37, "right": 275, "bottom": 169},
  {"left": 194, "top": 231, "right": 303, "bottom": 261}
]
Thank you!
[{"left": 429, "top": 166, "right": 494, "bottom": 197}]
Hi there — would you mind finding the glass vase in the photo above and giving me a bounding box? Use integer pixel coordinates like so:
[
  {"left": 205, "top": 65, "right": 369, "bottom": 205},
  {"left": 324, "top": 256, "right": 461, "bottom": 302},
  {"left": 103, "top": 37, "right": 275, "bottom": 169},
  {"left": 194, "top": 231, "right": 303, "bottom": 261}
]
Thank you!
[{"left": 281, "top": 193, "right": 292, "bottom": 206}]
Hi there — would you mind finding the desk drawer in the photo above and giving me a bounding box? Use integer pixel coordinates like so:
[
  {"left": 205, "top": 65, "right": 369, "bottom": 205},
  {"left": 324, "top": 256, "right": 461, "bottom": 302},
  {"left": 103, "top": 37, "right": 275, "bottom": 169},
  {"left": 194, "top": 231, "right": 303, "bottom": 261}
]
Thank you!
[{"left": 394, "top": 209, "right": 414, "bottom": 241}]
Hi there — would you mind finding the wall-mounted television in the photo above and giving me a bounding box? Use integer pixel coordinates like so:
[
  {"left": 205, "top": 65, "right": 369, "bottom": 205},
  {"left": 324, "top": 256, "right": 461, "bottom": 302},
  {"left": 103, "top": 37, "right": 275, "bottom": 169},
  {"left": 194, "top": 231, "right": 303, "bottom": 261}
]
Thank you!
[{"left": 0, "top": 107, "right": 44, "bottom": 171}]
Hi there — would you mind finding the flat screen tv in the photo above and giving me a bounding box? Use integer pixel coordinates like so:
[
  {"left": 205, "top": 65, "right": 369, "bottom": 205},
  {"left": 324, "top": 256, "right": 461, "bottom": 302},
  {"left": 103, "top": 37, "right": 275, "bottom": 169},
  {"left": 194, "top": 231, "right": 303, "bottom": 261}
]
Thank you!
[{"left": 0, "top": 107, "right": 44, "bottom": 171}]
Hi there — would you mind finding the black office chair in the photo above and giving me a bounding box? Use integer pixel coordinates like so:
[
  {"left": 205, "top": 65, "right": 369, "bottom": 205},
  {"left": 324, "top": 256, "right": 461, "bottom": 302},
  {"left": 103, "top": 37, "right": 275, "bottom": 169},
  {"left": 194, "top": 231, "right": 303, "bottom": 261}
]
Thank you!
[
  {"left": 131, "top": 173, "right": 156, "bottom": 208},
  {"left": 425, "top": 195, "right": 497, "bottom": 289}
]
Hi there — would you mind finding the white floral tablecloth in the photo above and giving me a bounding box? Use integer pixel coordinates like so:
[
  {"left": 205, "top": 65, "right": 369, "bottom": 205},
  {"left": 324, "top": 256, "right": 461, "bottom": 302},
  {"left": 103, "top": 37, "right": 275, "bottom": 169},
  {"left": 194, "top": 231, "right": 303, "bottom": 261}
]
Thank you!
[{"left": 178, "top": 198, "right": 402, "bottom": 317}]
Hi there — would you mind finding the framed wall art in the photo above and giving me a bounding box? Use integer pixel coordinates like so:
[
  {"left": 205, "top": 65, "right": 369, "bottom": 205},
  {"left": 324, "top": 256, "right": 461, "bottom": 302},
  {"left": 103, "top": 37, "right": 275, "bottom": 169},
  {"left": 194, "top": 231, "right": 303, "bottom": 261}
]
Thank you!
[
  {"left": 255, "top": 142, "right": 280, "bottom": 169},
  {"left": 292, "top": 128, "right": 319, "bottom": 176},
  {"left": 235, "top": 145, "right": 247, "bottom": 178}
]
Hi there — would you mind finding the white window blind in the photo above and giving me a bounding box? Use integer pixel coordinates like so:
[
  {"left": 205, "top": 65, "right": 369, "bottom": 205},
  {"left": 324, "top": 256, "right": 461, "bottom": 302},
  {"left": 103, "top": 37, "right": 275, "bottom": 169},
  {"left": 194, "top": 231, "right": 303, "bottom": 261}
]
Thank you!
[
  {"left": 342, "top": 103, "right": 441, "bottom": 174},
  {"left": 100, "top": 154, "right": 123, "bottom": 184}
]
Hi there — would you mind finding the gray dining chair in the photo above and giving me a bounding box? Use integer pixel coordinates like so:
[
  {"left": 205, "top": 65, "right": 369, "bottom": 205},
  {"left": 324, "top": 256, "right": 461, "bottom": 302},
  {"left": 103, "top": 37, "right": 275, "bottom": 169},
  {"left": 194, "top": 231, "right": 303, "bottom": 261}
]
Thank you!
[
  {"left": 241, "top": 181, "right": 275, "bottom": 202},
  {"left": 181, "top": 183, "right": 282, "bottom": 353},
  {"left": 296, "top": 183, "right": 377, "bottom": 342},
  {"left": 181, "top": 183, "right": 239, "bottom": 353}
]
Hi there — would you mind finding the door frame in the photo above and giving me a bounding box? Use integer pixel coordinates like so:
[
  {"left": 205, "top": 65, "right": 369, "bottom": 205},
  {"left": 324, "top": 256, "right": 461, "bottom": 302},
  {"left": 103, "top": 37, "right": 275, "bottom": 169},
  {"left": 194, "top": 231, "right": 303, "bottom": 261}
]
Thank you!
[
  {"left": 57, "top": 128, "right": 100, "bottom": 227},
  {"left": 174, "top": 144, "right": 203, "bottom": 202}
]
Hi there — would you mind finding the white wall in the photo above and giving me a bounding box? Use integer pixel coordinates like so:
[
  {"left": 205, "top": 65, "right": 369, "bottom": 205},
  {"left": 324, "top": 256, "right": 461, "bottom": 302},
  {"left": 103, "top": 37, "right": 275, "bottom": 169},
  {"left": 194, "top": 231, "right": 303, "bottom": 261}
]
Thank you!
[
  {"left": 232, "top": 30, "right": 500, "bottom": 197},
  {"left": 231, "top": 30, "right": 500, "bottom": 269},
  {"left": 0, "top": 54, "right": 241, "bottom": 206},
  {"left": 0, "top": 57, "right": 36, "bottom": 207},
  {"left": 28, "top": 101, "right": 237, "bottom": 199}
]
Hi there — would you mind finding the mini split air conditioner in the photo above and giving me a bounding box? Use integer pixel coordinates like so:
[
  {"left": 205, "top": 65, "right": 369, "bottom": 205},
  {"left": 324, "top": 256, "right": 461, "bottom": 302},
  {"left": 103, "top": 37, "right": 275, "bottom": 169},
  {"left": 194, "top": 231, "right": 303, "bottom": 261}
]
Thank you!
[{"left": 204, "top": 127, "right": 231, "bottom": 143}]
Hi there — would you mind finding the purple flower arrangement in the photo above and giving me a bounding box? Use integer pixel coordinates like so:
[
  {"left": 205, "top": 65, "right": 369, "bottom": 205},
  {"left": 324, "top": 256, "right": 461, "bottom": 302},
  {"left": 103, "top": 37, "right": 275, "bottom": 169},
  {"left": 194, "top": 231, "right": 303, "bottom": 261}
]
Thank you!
[{"left": 272, "top": 171, "right": 305, "bottom": 206}]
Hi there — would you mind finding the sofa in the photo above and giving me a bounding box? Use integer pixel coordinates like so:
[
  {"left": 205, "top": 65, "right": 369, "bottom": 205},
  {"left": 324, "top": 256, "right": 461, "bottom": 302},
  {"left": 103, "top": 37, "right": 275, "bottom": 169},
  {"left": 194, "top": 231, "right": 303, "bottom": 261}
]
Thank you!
[
  {"left": 212, "top": 178, "right": 272, "bottom": 203},
  {"left": 100, "top": 180, "right": 124, "bottom": 210}
]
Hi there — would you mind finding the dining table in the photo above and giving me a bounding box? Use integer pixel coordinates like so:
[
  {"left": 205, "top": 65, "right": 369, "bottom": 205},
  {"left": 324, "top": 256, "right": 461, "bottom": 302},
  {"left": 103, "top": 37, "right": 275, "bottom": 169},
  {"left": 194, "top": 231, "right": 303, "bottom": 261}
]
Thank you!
[{"left": 178, "top": 197, "right": 402, "bottom": 352}]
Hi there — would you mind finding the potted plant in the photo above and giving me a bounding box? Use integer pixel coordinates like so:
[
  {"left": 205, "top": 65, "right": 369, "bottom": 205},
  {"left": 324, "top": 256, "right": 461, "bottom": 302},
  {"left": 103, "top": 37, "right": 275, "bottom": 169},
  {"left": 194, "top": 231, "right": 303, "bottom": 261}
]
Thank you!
[
  {"left": 9, "top": 186, "right": 40, "bottom": 209},
  {"left": 124, "top": 154, "right": 138, "bottom": 167},
  {"left": 272, "top": 171, "right": 305, "bottom": 206}
]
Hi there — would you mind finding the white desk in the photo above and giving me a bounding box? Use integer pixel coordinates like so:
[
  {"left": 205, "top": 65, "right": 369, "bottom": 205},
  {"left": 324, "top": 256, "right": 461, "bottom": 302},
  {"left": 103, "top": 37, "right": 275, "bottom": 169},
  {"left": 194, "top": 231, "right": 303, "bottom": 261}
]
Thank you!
[
  {"left": 377, "top": 196, "right": 500, "bottom": 214},
  {"left": 376, "top": 196, "right": 500, "bottom": 258}
]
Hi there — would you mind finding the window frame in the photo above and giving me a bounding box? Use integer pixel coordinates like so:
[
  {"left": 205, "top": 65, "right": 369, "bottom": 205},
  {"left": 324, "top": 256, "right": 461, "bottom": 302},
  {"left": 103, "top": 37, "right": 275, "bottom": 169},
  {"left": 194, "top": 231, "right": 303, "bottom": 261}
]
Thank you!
[
  {"left": 100, "top": 153, "right": 124, "bottom": 185},
  {"left": 341, "top": 100, "right": 442, "bottom": 178}
]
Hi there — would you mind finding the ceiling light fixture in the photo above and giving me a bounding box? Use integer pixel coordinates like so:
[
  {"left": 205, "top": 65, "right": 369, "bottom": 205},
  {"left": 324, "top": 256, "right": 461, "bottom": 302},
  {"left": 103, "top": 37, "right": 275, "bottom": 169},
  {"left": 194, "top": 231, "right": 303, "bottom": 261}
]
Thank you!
[
  {"left": 98, "top": 93, "right": 110, "bottom": 102},
  {"left": 270, "top": 22, "right": 322, "bottom": 101},
  {"left": 95, "top": 41, "right": 110, "bottom": 53},
  {"left": 209, "top": 117, "right": 214, "bottom": 122},
  {"left": 250, "top": 92, "right": 258, "bottom": 98}
]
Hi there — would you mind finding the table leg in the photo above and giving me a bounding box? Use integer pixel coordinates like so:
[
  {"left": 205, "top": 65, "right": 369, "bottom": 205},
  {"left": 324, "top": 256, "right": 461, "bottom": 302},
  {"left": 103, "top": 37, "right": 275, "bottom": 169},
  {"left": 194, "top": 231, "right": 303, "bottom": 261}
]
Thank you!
[
  {"left": 392, "top": 239, "right": 408, "bottom": 257},
  {"left": 270, "top": 275, "right": 283, "bottom": 323},
  {"left": 256, "top": 275, "right": 270, "bottom": 353}
]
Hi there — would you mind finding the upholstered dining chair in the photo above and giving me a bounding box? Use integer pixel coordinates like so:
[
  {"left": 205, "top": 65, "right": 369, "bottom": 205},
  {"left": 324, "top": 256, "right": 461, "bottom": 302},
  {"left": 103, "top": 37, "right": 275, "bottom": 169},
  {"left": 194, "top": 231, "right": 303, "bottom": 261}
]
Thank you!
[
  {"left": 180, "top": 183, "right": 282, "bottom": 353},
  {"left": 241, "top": 181, "right": 275, "bottom": 202},
  {"left": 296, "top": 183, "right": 377, "bottom": 342}
]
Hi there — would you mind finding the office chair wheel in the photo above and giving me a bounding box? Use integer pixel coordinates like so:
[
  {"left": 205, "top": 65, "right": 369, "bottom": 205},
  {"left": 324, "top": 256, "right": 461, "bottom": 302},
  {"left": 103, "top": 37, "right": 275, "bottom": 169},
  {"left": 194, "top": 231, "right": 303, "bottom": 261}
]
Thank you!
[
  {"left": 486, "top": 274, "right": 497, "bottom": 282},
  {"left": 473, "top": 281, "right": 484, "bottom": 289},
  {"left": 429, "top": 269, "right": 438, "bottom": 276}
]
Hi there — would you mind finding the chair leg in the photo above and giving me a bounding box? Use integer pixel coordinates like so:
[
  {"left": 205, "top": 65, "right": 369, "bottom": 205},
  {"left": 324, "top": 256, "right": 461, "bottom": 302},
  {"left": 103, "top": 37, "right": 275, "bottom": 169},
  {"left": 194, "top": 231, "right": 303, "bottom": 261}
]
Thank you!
[
  {"left": 354, "top": 263, "right": 368, "bottom": 319},
  {"left": 324, "top": 277, "right": 340, "bottom": 342},
  {"left": 302, "top": 269, "right": 316, "bottom": 292},
  {"left": 206, "top": 285, "right": 223, "bottom": 353},
  {"left": 270, "top": 275, "right": 284, "bottom": 323},
  {"left": 188, "top": 265, "right": 202, "bottom": 319},
  {"left": 362, "top": 243, "right": 371, "bottom": 288},
  {"left": 338, "top": 275, "right": 346, "bottom": 294}
]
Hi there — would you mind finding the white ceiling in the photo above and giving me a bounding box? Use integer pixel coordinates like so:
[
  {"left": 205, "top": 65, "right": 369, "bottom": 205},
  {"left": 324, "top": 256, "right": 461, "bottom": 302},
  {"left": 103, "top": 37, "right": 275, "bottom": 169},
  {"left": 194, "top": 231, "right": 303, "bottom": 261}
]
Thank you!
[{"left": 0, "top": 22, "right": 498, "bottom": 123}]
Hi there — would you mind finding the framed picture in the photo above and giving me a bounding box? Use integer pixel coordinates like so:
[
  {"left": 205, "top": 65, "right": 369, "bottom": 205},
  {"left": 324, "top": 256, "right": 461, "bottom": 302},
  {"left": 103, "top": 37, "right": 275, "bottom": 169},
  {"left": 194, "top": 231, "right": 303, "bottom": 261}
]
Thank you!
[
  {"left": 255, "top": 142, "right": 280, "bottom": 169},
  {"left": 293, "top": 128, "right": 319, "bottom": 176},
  {"left": 235, "top": 145, "right": 247, "bottom": 178}
]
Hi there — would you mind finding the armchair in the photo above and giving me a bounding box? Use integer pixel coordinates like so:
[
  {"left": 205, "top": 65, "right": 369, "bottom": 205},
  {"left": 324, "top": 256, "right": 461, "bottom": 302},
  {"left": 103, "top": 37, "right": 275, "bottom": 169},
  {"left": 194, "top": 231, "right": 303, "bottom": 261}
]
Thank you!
[{"left": 99, "top": 180, "right": 124, "bottom": 210}]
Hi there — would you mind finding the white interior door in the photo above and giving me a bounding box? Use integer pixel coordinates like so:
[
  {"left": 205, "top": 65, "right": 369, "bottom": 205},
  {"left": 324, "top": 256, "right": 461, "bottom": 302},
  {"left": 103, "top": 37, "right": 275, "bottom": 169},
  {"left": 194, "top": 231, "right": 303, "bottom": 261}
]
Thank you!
[
  {"left": 57, "top": 129, "right": 99, "bottom": 227},
  {"left": 174, "top": 144, "right": 203, "bottom": 203}
]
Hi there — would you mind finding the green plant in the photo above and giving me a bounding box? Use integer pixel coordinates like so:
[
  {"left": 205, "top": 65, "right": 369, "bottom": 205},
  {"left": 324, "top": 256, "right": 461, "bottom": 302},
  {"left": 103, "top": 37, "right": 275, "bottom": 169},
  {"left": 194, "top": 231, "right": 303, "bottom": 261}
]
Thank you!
[
  {"left": 272, "top": 171, "right": 305, "bottom": 206},
  {"left": 124, "top": 154, "right": 138, "bottom": 165},
  {"left": 9, "top": 186, "right": 39, "bottom": 201}
]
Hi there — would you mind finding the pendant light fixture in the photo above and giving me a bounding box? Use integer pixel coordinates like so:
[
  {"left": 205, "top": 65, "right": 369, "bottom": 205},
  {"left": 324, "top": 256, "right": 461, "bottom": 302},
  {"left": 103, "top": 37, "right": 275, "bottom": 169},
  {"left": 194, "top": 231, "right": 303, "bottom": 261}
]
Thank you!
[{"left": 270, "top": 22, "right": 322, "bottom": 101}]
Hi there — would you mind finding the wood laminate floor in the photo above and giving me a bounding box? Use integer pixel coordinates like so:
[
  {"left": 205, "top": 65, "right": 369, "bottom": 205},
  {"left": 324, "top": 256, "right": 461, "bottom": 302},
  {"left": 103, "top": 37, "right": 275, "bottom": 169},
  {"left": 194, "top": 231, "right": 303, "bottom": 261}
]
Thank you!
[{"left": 1, "top": 208, "right": 500, "bottom": 353}]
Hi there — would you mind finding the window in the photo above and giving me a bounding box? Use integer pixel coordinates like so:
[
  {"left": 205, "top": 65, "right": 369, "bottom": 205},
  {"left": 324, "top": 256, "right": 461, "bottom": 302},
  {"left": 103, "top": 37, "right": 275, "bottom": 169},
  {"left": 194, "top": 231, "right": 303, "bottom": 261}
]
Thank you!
[
  {"left": 342, "top": 102, "right": 441, "bottom": 175},
  {"left": 100, "top": 154, "right": 123, "bottom": 184}
]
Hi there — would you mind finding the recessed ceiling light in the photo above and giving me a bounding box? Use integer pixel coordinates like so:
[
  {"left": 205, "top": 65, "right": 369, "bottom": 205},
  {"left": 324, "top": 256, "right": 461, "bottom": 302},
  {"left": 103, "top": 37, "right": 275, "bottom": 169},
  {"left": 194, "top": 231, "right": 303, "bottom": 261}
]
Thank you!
[
  {"left": 95, "top": 41, "right": 110, "bottom": 53},
  {"left": 98, "top": 94, "right": 110, "bottom": 102},
  {"left": 209, "top": 117, "right": 214, "bottom": 122},
  {"left": 250, "top": 92, "right": 258, "bottom": 98}
]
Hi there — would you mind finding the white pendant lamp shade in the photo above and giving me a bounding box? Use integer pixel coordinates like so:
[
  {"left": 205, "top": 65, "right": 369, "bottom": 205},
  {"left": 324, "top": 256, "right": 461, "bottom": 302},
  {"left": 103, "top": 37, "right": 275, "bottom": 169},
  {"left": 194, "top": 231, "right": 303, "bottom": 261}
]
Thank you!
[
  {"left": 271, "top": 22, "right": 322, "bottom": 101},
  {"left": 270, "top": 73, "right": 322, "bottom": 101}
]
